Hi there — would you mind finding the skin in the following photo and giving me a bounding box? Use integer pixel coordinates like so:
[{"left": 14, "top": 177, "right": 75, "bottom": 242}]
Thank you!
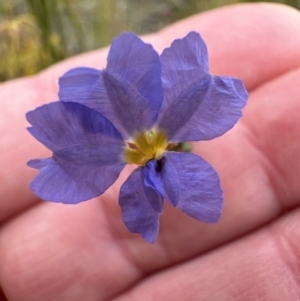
[{"left": 0, "top": 2, "right": 300, "bottom": 300}]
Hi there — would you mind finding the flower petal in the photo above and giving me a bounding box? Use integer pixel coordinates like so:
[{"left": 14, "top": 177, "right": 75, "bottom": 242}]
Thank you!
[
  {"left": 119, "top": 168, "right": 163, "bottom": 243},
  {"left": 107, "top": 32, "right": 163, "bottom": 110},
  {"left": 102, "top": 70, "right": 161, "bottom": 137},
  {"left": 28, "top": 157, "right": 124, "bottom": 204},
  {"left": 157, "top": 31, "right": 208, "bottom": 134},
  {"left": 160, "top": 31, "right": 209, "bottom": 88},
  {"left": 59, "top": 33, "right": 163, "bottom": 138},
  {"left": 26, "top": 102, "right": 125, "bottom": 203},
  {"left": 26, "top": 101, "right": 124, "bottom": 151},
  {"left": 58, "top": 67, "right": 103, "bottom": 109},
  {"left": 143, "top": 158, "right": 179, "bottom": 207},
  {"left": 143, "top": 152, "right": 223, "bottom": 223},
  {"left": 58, "top": 68, "right": 126, "bottom": 137},
  {"left": 157, "top": 31, "right": 248, "bottom": 142}
]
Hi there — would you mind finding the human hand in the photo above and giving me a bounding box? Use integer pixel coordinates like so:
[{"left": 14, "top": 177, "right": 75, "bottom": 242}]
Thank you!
[{"left": 1, "top": 3, "right": 300, "bottom": 300}]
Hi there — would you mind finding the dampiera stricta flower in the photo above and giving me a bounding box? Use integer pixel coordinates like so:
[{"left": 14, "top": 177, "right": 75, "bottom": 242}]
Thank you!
[{"left": 27, "top": 32, "right": 248, "bottom": 243}]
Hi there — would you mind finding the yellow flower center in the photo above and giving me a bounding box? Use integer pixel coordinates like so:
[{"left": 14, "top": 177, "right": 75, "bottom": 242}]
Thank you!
[{"left": 123, "top": 131, "right": 168, "bottom": 165}]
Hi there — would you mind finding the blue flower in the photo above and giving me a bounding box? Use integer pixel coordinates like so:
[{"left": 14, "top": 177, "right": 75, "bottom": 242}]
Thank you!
[{"left": 27, "top": 32, "right": 248, "bottom": 243}]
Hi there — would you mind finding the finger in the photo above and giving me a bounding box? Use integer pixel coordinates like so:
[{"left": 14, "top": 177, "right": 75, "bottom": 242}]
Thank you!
[
  {"left": 1, "top": 4, "right": 300, "bottom": 300},
  {"left": 2, "top": 158, "right": 300, "bottom": 301},
  {"left": 2, "top": 54, "right": 300, "bottom": 301},
  {"left": 193, "top": 66, "right": 300, "bottom": 243},
  {"left": 0, "top": 78, "right": 45, "bottom": 223},
  {"left": 1, "top": 3, "right": 300, "bottom": 223},
  {"left": 111, "top": 208, "right": 300, "bottom": 301},
  {"left": 1, "top": 67, "right": 300, "bottom": 301}
]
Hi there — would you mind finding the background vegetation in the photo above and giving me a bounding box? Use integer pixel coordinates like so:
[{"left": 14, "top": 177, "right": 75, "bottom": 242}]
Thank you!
[{"left": 0, "top": 0, "right": 299, "bottom": 82}]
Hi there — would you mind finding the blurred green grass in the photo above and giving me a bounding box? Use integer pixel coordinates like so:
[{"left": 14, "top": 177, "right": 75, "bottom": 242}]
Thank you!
[{"left": 0, "top": 0, "right": 299, "bottom": 82}]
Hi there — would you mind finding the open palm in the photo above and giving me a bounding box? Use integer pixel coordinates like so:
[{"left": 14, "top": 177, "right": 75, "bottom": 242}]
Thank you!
[{"left": 1, "top": 3, "right": 300, "bottom": 301}]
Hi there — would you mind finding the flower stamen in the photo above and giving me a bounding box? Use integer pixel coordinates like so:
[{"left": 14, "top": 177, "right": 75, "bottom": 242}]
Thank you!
[{"left": 124, "top": 131, "right": 168, "bottom": 165}]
